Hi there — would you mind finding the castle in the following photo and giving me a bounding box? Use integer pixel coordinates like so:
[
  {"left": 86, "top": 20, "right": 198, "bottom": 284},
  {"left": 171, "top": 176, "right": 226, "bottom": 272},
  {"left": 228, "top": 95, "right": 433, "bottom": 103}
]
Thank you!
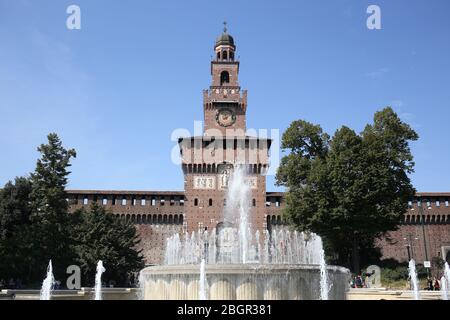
[{"left": 67, "top": 28, "right": 450, "bottom": 269}]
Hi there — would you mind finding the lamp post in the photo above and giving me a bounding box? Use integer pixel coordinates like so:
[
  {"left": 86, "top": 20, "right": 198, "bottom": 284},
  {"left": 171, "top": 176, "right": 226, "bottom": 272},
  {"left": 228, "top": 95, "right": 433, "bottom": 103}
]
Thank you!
[
  {"left": 405, "top": 243, "right": 411, "bottom": 261},
  {"left": 404, "top": 234, "right": 418, "bottom": 261}
]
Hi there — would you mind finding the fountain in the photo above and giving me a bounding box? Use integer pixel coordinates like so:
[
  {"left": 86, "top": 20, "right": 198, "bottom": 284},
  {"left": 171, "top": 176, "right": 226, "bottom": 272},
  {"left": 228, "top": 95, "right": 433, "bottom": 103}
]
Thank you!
[
  {"left": 319, "top": 244, "right": 329, "bottom": 300},
  {"left": 444, "top": 262, "right": 450, "bottom": 293},
  {"left": 225, "top": 166, "right": 251, "bottom": 264},
  {"left": 441, "top": 276, "right": 448, "bottom": 300},
  {"left": 199, "top": 259, "right": 208, "bottom": 300},
  {"left": 408, "top": 259, "right": 420, "bottom": 300},
  {"left": 40, "top": 260, "right": 54, "bottom": 300},
  {"left": 140, "top": 165, "right": 350, "bottom": 300},
  {"left": 94, "top": 260, "right": 106, "bottom": 300}
]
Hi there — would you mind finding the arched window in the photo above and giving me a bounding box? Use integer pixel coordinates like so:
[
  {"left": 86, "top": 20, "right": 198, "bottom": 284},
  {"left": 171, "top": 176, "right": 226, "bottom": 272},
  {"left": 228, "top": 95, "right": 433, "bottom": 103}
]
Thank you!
[
  {"left": 220, "top": 71, "right": 230, "bottom": 86},
  {"left": 223, "top": 51, "right": 228, "bottom": 60},
  {"left": 252, "top": 199, "right": 256, "bottom": 207},
  {"left": 209, "top": 199, "right": 213, "bottom": 206},
  {"left": 217, "top": 52, "right": 220, "bottom": 60}
]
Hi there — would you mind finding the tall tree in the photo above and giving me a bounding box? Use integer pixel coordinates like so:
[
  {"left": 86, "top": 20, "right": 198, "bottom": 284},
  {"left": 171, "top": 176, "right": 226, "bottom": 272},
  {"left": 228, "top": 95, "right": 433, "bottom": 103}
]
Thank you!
[
  {"left": 73, "top": 203, "right": 144, "bottom": 287},
  {"left": 28, "top": 133, "right": 77, "bottom": 283},
  {"left": 276, "top": 107, "right": 418, "bottom": 272},
  {"left": 0, "top": 177, "right": 33, "bottom": 284}
]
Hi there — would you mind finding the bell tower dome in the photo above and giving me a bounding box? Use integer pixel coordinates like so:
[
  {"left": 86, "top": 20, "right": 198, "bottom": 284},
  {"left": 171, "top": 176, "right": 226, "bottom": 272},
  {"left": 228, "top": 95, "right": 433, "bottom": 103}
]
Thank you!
[
  {"left": 215, "top": 22, "right": 236, "bottom": 62},
  {"left": 204, "top": 23, "right": 247, "bottom": 134}
]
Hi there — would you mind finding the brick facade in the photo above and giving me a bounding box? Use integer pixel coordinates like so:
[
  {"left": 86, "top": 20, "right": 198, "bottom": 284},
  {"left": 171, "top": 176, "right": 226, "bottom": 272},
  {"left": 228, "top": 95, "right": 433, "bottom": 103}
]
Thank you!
[{"left": 66, "top": 31, "right": 450, "bottom": 268}]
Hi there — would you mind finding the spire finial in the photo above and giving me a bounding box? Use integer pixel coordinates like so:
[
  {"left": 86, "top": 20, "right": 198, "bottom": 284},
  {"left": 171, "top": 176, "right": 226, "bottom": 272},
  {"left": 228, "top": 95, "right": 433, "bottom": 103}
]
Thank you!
[{"left": 223, "top": 21, "right": 227, "bottom": 33}]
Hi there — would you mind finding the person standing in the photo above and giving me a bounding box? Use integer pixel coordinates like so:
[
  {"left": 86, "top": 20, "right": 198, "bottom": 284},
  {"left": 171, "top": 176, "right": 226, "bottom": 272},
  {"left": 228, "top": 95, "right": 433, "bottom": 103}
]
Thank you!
[{"left": 433, "top": 277, "right": 440, "bottom": 291}]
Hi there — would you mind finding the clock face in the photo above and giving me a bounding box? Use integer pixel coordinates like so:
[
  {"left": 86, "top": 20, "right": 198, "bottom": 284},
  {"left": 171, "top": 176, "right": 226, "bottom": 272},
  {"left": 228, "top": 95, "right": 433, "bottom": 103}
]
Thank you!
[{"left": 216, "top": 108, "right": 236, "bottom": 127}]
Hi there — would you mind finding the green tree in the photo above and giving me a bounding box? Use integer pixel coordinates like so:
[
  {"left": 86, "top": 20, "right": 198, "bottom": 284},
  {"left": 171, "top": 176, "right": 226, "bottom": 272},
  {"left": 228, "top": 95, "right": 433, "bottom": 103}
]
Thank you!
[
  {"left": 276, "top": 107, "right": 418, "bottom": 272},
  {"left": 28, "top": 133, "right": 77, "bottom": 283},
  {"left": 0, "top": 177, "right": 33, "bottom": 284},
  {"left": 73, "top": 203, "right": 144, "bottom": 287}
]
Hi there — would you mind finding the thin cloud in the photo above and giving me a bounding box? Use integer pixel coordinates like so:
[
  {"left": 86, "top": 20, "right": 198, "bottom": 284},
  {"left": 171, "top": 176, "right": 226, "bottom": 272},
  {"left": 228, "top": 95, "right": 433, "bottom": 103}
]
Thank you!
[
  {"left": 365, "top": 67, "right": 389, "bottom": 79},
  {"left": 390, "top": 101, "right": 421, "bottom": 129}
]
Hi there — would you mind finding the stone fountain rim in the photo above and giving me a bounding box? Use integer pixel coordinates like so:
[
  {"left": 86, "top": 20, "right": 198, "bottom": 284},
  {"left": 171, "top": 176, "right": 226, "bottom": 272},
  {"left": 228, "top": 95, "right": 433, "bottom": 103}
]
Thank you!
[{"left": 141, "top": 264, "right": 350, "bottom": 275}]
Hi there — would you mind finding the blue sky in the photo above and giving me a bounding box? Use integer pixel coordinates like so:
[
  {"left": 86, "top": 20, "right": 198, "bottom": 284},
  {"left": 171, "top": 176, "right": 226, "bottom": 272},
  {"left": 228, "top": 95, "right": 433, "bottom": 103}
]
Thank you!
[{"left": 0, "top": 0, "right": 449, "bottom": 192}]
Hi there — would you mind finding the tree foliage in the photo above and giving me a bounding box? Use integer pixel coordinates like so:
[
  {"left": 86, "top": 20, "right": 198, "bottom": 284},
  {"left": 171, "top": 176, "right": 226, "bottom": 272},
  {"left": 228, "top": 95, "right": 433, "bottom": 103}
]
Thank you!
[
  {"left": 73, "top": 203, "right": 144, "bottom": 286},
  {"left": 0, "top": 177, "right": 33, "bottom": 283},
  {"left": 0, "top": 133, "right": 144, "bottom": 288},
  {"left": 276, "top": 107, "right": 418, "bottom": 272}
]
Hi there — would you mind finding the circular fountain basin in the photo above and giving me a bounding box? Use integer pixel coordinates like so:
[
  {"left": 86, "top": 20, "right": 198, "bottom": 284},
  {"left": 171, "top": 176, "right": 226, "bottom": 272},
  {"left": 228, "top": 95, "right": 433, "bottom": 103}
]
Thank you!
[{"left": 140, "top": 264, "right": 350, "bottom": 300}]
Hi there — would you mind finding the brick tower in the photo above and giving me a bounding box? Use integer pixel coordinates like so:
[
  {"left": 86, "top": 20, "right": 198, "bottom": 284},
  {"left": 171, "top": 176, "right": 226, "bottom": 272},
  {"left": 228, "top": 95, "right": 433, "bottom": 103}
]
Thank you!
[{"left": 178, "top": 24, "right": 271, "bottom": 236}]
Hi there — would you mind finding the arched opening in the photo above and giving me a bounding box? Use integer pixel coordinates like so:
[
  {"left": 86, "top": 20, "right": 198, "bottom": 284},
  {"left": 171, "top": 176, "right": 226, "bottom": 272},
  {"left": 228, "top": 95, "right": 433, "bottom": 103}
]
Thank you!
[
  {"left": 194, "top": 198, "right": 199, "bottom": 206},
  {"left": 158, "top": 214, "right": 162, "bottom": 224},
  {"left": 223, "top": 50, "right": 228, "bottom": 60},
  {"left": 252, "top": 199, "right": 256, "bottom": 207},
  {"left": 217, "top": 51, "right": 220, "bottom": 60},
  {"left": 169, "top": 214, "right": 173, "bottom": 224},
  {"left": 209, "top": 199, "right": 213, "bottom": 206},
  {"left": 220, "top": 71, "right": 230, "bottom": 86},
  {"left": 272, "top": 215, "right": 276, "bottom": 225},
  {"left": 163, "top": 215, "right": 168, "bottom": 224}
]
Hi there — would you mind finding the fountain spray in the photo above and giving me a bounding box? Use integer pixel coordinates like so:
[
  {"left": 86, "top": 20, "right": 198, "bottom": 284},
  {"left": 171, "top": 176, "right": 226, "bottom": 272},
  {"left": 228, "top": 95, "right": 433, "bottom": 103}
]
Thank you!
[
  {"left": 319, "top": 242, "right": 329, "bottom": 300},
  {"left": 199, "top": 259, "right": 208, "bottom": 300},
  {"left": 40, "top": 260, "right": 55, "bottom": 300},
  {"left": 94, "top": 260, "right": 106, "bottom": 300},
  {"left": 408, "top": 259, "right": 420, "bottom": 300},
  {"left": 441, "top": 276, "right": 448, "bottom": 300},
  {"left": 225, "top": 165, "right": 251, "bottom": 264}
]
